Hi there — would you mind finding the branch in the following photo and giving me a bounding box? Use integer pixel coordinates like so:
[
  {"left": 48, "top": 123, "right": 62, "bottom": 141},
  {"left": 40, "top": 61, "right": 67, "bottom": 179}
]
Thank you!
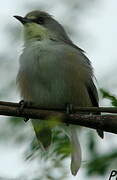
[{"left": 0, "top": 101, "right": 117, "bottom": 135}]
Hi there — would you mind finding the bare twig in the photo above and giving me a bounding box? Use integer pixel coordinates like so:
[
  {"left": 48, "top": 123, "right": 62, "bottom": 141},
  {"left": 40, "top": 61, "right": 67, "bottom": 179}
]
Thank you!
[
  {"left": 0, "top": 101, "right": 117, "bottom": 135},
  {"left": 1, "top": 100, "right": 117, "bottom": 113}
]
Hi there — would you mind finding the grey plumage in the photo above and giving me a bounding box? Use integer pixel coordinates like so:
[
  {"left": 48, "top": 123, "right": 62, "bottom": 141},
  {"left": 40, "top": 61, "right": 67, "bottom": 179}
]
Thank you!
[{"left": 15, "top": 10, "right": 103, "bottom": 176}]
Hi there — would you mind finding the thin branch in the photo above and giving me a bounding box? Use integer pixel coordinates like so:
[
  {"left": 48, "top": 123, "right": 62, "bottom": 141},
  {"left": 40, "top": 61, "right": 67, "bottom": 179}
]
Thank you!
[
  {"left": 0, "top": 101, "right": 117, "bottom": 135},
  {"left": 0, "top": 100, "right": 117, "bottom": 113}
]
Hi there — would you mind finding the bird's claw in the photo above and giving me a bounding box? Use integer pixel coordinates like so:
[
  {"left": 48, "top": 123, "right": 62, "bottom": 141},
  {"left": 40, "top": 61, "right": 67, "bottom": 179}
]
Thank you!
[
  {"left": 66, "top": 104, "right": 74, "bottom": 126},
  {"left": 66, "top": 103, "right": 74, "bottom": 114},
  {"left": 19, "top": 100, "right": 26, "bottom": 111},
  {"left": 18, "top": 100, "right": 30, "bottom": 122}
]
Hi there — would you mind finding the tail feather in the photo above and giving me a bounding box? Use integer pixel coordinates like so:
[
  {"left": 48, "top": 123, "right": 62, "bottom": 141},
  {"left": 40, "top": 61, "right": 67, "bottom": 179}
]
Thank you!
[{"left": 70, "top": 128, "right": 81, "bottom": 176}]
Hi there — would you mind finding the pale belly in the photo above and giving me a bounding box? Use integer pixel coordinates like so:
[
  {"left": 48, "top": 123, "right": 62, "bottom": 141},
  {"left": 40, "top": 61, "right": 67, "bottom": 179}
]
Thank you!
[{"left": 18, "top": 68, "right": 92, "bottom": 108}]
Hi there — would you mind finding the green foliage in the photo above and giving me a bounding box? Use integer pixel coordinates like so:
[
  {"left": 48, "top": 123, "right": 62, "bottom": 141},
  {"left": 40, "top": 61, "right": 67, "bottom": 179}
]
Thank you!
[
  {"left": 24, "top": 129, "right": 70, "bottom": 180},
  {"left": 85, "top": 88, "right": 117, "bottom": 177},
  {"left": 52, "top": 130, "right": 71, "bottom": 160},
  {"left": 25, "top": 128, "right": 71, "bottom": 162},
  {"left": 100, "top": 88, "right": 117, "bottom": 107},
  {"left": 86, "top": 150, "right": 117, "bottom": 176}
]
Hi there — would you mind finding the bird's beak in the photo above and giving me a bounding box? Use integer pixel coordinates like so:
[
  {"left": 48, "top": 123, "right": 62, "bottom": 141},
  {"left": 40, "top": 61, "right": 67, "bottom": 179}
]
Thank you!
[{"left": 14, "top": 15, "right": 31, "bottom": 24}]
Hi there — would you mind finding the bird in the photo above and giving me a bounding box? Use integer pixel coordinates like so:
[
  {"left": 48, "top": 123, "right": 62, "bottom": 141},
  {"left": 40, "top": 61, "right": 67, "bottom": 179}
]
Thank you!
[{"left": 14, "top": 10, "right": 104, "bottom": 176}]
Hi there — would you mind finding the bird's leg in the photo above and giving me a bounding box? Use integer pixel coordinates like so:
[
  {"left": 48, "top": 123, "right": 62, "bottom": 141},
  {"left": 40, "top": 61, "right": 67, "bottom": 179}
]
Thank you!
[
  {"left": 19, "top": 100, "right": 32, "bottom": 122},
  {"left": 66, "top": 103, "right": 73, "bottom": 114},
  {"left": 66, "top": 103, "right": 74, "bottom": 126}
]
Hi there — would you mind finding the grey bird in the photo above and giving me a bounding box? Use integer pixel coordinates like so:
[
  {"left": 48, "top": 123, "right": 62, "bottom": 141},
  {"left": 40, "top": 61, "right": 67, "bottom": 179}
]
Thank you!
[{"left": 14, "top": 10, "right": 104, "bottom": 176}]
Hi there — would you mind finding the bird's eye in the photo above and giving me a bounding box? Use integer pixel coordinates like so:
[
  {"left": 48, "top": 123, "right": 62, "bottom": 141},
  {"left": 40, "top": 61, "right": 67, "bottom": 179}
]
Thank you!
[{"left": 34, "top": 17, "right": 45, "bottom": 25}]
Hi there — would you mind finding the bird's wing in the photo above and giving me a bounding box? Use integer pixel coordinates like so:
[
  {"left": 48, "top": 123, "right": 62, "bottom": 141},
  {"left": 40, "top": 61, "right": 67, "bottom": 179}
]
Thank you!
[
  {"left": 86, "top": 79, "right": 104, "bottom": 138},
  {"left": 87, "top": 79, "right": 99, "bottom": 107},
  {"left": 65, "top": 40, "right": 104, "bottom": 138}
]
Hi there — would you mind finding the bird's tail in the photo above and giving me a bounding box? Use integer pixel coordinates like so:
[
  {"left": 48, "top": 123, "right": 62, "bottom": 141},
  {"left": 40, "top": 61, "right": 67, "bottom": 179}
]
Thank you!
[{"left": 70, "top": 127, "right": 82, "bottom": 176}]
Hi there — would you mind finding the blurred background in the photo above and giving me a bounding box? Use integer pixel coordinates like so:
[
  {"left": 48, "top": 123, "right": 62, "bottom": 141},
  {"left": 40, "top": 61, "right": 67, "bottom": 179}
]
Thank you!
[{"left": 0, "top": 0, "right": 117, "bottom": 179}]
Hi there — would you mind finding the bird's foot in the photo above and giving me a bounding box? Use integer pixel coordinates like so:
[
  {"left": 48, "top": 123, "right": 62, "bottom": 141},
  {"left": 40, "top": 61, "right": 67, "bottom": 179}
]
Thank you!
[
  {"left": 19, "top": 100, "right": 32, "bottom": 122},
  {"left": 66, "top": 103, "right": 74, "bottom": 114},
  {"left": 65, "top": 103, "right": 74, "bottom": 126}
]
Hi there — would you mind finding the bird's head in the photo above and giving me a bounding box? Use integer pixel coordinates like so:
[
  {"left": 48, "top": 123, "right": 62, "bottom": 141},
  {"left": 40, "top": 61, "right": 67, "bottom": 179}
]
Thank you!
[{"left": 14, "top": 10, "right": 70, "bottom": 42}]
